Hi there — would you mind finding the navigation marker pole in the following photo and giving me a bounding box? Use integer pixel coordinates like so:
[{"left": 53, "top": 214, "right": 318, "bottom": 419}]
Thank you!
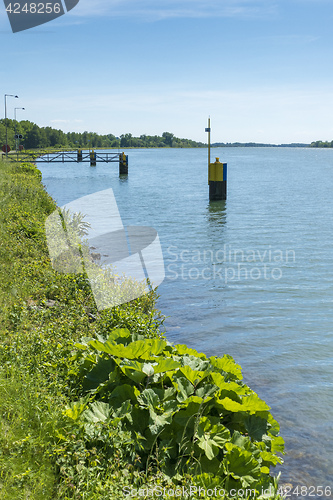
[
  {"left": 206, "top": 117, "right": 227, "bottom": 201},
  {"left": 206, "top": 116, "right": 211, "bottom": 182}
]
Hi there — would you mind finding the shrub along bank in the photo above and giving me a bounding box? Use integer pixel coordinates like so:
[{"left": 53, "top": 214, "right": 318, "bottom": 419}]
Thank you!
[{"left": 0, "top": 159, "right": 285, "bottom": 499}]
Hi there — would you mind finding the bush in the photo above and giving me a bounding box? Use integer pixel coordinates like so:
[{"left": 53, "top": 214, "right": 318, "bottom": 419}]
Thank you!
[{"left": 67, "top": 328, "right": 284, "bottom": 496}]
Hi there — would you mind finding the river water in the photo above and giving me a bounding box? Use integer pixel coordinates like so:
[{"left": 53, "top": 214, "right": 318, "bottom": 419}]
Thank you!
[{"left": 39, "top": 147, "right": 333, "bottom": 496}]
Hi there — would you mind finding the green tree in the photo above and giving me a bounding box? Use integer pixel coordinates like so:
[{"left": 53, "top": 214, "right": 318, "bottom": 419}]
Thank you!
[
  {"left": 162, "top": 131, "right": 174, "bottom": 147},
  {"left": 120, "top": 133, "right": 132, "bottom": 147},
  {"left": 25, "top": 124, "right": 41, "bottom": 149}
]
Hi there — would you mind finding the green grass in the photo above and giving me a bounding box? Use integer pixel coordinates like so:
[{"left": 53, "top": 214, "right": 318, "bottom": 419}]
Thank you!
[
  {"left": 0, "top": 159, "right": 171, "bottom": 498},
  {"left": 0, "top": 371, "right": 57, "bottom": 499},
  {"left": 0, "top": 160, "right": 59, "bottom": 498}
]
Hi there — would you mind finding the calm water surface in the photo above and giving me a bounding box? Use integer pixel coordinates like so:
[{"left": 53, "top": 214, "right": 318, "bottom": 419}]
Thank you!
[{"left": 40, "top": 147, "right": 333, "bottom": 496}]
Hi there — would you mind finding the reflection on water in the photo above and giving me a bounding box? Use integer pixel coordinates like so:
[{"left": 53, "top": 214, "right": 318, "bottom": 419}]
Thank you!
[{"left": 207, "top": 199, "right": 227, "bottom": 224}]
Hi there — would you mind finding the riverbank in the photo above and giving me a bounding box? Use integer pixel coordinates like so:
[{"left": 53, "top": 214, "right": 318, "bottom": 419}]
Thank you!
[
  {"left": 0, "top": 160, "right": 169, "bottom": 498},
  {"left": 0, "top": 159, "right": 284, "bottom": 499}
]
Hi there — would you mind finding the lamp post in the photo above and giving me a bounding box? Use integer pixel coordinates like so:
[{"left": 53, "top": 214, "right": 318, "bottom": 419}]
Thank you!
[
  {"left": 14, "top": 107, "right": 25, "bottom": 152},
  {"left": 4, "top": 94, "right": 19, "bottom": 156}
]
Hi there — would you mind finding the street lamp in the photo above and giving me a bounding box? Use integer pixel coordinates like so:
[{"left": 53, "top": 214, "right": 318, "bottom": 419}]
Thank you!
[
  {"left": 4, "top": 94, "right": 19, "bottom": 156},
  {"left": 14, "top": 107, "right": 25, "bottom": 152}
]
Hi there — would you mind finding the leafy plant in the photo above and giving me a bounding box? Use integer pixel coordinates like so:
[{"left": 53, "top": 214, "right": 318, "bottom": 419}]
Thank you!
[{"left": 70, "top": 328, "right": 284, "bottom": 495}]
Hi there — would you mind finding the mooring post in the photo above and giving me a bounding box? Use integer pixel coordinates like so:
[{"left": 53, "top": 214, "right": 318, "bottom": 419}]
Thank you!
[
  {"left": 119, "top": 152, "right": 128, "bottom": 175},
  {"left": 208, "top": 157, "right": 227, "bottom": 200},
  {"left": 77, "top": 149, "right": 82, "bottom": 162},
  {"left": 90, "top": 149, "right": 96, "bottom": 166},
  {"left": 205, "top": 118, "right": 227, "bottom": 200}
]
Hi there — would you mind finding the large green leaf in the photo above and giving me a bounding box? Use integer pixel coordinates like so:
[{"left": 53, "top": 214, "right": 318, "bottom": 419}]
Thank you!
[
  {"left": 149, "top": 408, "right": 173, "bottom": 435},
  {"left": 230, "top": 430, "right": 253, "bottom": 450},
  {"left": 224, "top": 443, "right": 261, "bottom": 487},
  {"left": 173, "top": 376, "right": 195, "bottom": 402},
  {"left": 185, "top": 395, "right": 207, "bottom": 405},
  {"left": 196, "top": 417, "right": 230, "bottom": 460},
  {"left": 130, "top": 338, "right": 167, "bottom": 359},
  {"left": 267, "top": 413, "right": 281, "bottom": 436},
  {"left": 210, "top": 426, "right": 231, "bottom": 447},
  {"left": 142, "top": 362, "right": 155, "bottom": 376},
  {"left": 182, "top": 355, "right": 210, "bottom": 372},
  {"left": 131, "top": 406, "right": 149, "bottom": 434},
  {"left": 179, "top": 366, "right": 207, "bottom": 386},
  {"left": 83, "top": 401, "right": 110, "bottom": 423},
  {"left": 243, "top": 415, "right": 269, "bottom": 441},
  {"left": 161, "top": 386, "right": 177, "bottom": 401},
  {"left": 260, "top": 451, "right": 283, "bottom": 466},
  {"left": 137, "top": 388, "right": 160, "bottom": 409},
  {"left": 270, "top": 435, "right": 285, "bottom": 454},
  {"left": 118, "top": 360, "right": 149, "bottom": 384},
  {"left": 114, "top": 400, "right": 133, "bottom": 424},
  {"left": 106, "top": 328, "right": 131, "bottom": 343},
  {"left": 216, "top": 394, "right": 270, "bottom": 414},
  {"left": 83, "top": 357, "right": 116, "bottom": 390},
  {"left": 110, "top": 384, "right": 140, "bottom": 405},
  {"left": 153, "top": 358, "right": 181, "bottom": 374},
  {"left": 173, "top": 403, "right": 202, "bottom": 428},
  {"left": 216, "top": 397, "right": 244, "bottom": 413},
  {"left": 163, "top": 400, "right": 178, "bottom": 413},
  {"left": 210, "top": 355, "right": 243, "bottom": 381},
  {"left": 196, "top": 456, "right": 222, "bottom": 476},
  {"left": 195, "top": 384, "right": 219, "bottom": 399},
  {"left": 196, "top": 435, "right": 218, "bottom": 460},
  {"left": 88, "top": 338, "right": 116, "bottom": 354},
  {"left": 210, "top": 372, "right": 248, "bottom": 396},
  {"left": 88, "top": 338, "right": 167, "bottom": 360},
  {"left": 175, "top": 344, "right": 206, "bottom": 358},
  {"left": 241, "top": 394, "right": 270, "bottom": 413},
  {"left": 63, "top": 400, "right": 86, "bottom": 421}
]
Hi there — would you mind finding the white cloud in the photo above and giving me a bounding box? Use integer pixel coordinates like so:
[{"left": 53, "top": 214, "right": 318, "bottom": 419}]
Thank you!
[
  {"left": 73, "top": 0, "right": 277, "bottom": 20},
  {"left": 0, "top": 0, "right": 275, "bottom": 32},
  {"left": 50, "top": 119, "right": 83, "bottom": 124}
]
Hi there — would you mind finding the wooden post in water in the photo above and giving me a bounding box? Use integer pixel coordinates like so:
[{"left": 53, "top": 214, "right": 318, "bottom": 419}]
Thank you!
[
  {"left": 119, "top": 152, "right": 128, "bottom": 175},
  {"left": 77, "top": 149, "right": 82, "bottom": 162},
  {"left": 90, "top": 150, "right": 96, "bottom": 166},
  {"left": 206, "top": 118, "right": 227, "bottom": 200}
]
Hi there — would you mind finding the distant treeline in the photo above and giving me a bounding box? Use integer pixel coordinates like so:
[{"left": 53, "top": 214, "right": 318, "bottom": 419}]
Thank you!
[
  {"left": 2, "top": 118, "right": 323, "bottom": 150},
  {"left": 309, "top": 140, "right": 333, "bottom": 148},
  {"left": 212, "top": 142, "right": 309, "bottom": 148},
  {"left": 0, "top": 119, "right": 205, "bottom": 150}
]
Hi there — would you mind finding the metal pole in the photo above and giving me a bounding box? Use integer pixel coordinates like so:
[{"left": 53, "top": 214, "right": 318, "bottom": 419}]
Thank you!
[
  {"left": 5, "top": 95, "right": 7, "bottom": 157},
  {"left": 14, "top": 108, "right": 17, "bottom": 152},
  {"left": 14, "top": 108, "right": 17, "bottom": 153},
  {"left": 205, "top": 117, "right": 211, "bottom": 184},
  {"left": 208, "top": 117, "right": 211, "bottom": 168},
  {"left": 15, "top": 108, "right": 25, "bottom": 152},
  {"left": 4, "top": 94, "right": 19, "bottom": 157}
]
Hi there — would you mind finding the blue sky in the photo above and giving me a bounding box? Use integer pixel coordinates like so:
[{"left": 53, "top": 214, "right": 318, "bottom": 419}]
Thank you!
[{"left": 1, "top": 0, "right": 333, "bottom": 143}]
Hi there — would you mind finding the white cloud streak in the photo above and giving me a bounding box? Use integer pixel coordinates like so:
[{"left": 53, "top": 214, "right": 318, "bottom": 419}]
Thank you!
[{"left": 73, "top": 0, "right": 278, "bottom": 20}]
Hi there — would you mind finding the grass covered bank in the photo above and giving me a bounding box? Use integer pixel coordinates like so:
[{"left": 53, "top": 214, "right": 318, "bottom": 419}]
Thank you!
[{"left": 0, "top": 159, "right": 285, "bottom": 499}]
